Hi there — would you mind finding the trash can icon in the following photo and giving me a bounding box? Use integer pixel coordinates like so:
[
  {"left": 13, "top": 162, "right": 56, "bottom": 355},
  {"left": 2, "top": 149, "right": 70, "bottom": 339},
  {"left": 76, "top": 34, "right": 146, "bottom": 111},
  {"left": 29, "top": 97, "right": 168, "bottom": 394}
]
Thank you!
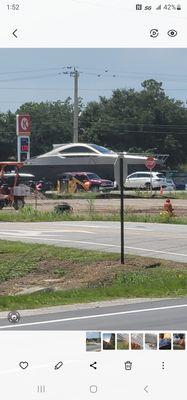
[{"left": 124, "top": 361, "right": 132, "bottom": 371}]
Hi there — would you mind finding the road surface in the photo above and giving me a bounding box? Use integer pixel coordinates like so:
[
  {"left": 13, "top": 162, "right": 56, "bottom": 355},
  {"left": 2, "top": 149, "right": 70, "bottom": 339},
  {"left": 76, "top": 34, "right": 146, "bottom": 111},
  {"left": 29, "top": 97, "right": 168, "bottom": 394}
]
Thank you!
[
  {"left": 0, "top": 298, "right": 186, "bottom": 330},
  {"left": 0, "top": 221, "right": 187, "bottom": 262}
]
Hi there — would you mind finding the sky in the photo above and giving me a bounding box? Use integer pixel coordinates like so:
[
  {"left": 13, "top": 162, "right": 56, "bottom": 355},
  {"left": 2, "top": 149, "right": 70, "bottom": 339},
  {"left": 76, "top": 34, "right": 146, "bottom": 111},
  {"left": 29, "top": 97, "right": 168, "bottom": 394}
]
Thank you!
[
  {"left": 0, "top": 48, "right": 187, "bottom": 112},
  {"left": 86, "top": 332, "right": 101, "bottom": 340}
]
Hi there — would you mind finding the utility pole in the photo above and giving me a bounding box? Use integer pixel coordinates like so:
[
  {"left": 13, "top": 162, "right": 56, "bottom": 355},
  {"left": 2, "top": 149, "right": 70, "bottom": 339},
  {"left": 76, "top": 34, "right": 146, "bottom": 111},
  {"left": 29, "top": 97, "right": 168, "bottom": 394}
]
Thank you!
[{"left": 73, "top": 68, "right": 79, "bottom": 143}]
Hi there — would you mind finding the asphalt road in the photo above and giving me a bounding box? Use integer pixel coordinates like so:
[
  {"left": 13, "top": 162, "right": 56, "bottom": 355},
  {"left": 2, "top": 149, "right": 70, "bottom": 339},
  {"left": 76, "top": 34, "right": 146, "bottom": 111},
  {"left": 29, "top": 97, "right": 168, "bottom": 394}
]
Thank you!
[
  {"left": 0, "top": 221, "right": 187, "bottom": 262},
  {"left": 0, "top": 298, "right": 186, "bottom": 330}
]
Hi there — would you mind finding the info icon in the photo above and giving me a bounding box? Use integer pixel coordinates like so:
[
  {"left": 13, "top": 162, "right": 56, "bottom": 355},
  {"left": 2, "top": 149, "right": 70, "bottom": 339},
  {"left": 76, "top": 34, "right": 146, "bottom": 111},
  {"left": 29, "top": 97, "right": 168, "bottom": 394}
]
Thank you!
[
  {"left": 150, "top": 29, "right": 159, "bottom": 38},
  {"left": 8, "top": 311, "right": 20, "bottom": 324}
]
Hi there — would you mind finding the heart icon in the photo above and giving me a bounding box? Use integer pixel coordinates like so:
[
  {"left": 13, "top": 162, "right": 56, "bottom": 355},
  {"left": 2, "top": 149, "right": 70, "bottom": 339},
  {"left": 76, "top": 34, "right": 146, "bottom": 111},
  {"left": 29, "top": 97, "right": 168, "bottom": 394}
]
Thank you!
[{"left": 19, "top": 361, "right": 29, "bottom": 370}]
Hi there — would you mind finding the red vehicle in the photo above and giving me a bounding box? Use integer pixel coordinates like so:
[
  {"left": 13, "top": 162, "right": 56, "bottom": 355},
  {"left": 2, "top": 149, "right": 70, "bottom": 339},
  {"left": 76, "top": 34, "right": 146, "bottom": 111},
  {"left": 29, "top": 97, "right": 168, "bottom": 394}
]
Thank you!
[
  {"left": 60, "top": 172, "right": 114, "bottom": 192},
  {"left": 0, "top": 162, "right": 30, "bottom": 210}
]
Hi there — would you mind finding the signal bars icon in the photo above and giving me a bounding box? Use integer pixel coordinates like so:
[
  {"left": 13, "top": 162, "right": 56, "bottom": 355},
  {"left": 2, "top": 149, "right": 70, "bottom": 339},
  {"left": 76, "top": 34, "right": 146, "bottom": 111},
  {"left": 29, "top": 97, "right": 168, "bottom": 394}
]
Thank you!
[{"left": 156, "top": 4, "right": 161, "bottom": 10}]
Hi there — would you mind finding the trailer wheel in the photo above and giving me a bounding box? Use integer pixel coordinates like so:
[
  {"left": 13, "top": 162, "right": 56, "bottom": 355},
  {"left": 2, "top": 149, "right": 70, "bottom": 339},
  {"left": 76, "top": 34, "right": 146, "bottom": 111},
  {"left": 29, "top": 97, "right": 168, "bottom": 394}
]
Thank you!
[{"left": 13, "top": 198, "right": 25, "bottom": 210}]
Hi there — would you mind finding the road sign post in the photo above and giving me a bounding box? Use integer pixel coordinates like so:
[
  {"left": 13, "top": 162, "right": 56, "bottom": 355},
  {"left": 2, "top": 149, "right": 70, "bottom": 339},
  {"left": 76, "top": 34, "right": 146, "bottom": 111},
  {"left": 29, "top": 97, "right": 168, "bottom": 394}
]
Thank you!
[
  {"left": 145, "top": 157, "right": 156, "bottom": 196},
  {"left": 150, "top": 168, "right": 153, "bottom": 196},
  {"left": 119, "top": 155, "right": 124, "bottom": 264}
]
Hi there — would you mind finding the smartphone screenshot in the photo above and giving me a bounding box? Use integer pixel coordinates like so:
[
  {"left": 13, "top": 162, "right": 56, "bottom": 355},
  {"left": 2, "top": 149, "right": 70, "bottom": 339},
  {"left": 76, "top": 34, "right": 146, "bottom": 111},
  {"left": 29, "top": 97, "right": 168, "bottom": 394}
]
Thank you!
[{"left": 0, "top": 1, "right": 186, "bottom": 399}]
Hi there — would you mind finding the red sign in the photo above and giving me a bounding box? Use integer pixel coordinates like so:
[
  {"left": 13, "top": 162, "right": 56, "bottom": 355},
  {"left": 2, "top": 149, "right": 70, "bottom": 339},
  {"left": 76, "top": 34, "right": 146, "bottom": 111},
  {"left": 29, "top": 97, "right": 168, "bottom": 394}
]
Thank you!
[
  {"left": 21, "top": 145, "right": 29, "bottom": 151},
  {"left": 145, "top": 157, "right": 156, "bottom": 170},
  {"left": 16, "top": 114, "right": 31, "bottom": 136}
]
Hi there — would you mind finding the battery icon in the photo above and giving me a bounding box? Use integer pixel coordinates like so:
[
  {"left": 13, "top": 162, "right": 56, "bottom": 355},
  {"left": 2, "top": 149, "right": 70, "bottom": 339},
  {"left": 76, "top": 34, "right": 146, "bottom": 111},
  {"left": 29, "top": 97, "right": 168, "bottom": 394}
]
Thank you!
[{"left": 177, "top": 4, "right": 181, "bottom": 10}]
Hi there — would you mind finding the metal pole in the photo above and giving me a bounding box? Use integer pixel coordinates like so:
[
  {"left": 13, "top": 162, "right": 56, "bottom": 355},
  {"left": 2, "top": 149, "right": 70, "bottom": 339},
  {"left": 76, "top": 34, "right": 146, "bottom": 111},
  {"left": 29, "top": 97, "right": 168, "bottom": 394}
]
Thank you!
[
  {"left": 150, "top": 167, "right": 153, "bottom": 197},
  {"left": 17, "top": 136, "right": 20, "bottom": 162},
  {"left": 73, "top": 69, "right": 79, "bottom": 143},
  {"left": 120, "top": 155, "right": 124, "bottom": 264}
]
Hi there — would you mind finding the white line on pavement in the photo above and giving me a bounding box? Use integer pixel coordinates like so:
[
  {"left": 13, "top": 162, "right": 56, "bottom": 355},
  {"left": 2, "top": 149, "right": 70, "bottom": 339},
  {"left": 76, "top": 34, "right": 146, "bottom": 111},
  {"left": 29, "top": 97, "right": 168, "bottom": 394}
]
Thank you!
[
  {"left": 125, "top": 245, "right": 187, "bottom": 258},
  {"left": 9, "top": 236, "right": 187, "bottom": 258},
  {"left": 0, "top": 303, "right": 187, "bottom": 329},
  {"left": 0, "top": 230, "right": 96, "bottom": 236}
]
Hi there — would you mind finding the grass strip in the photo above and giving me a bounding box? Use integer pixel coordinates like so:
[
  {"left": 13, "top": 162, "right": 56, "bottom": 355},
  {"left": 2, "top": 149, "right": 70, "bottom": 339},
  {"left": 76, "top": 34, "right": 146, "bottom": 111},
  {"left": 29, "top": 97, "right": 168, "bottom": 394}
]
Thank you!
[
  {"left": 0, "top": 206, "right": 186, "bottom": 224},
  {"left": 0, "top": 240, "right": 186, "bottom": 310},
  {"left": 0, "top": 268, "right": 186, "bottom": 311}
]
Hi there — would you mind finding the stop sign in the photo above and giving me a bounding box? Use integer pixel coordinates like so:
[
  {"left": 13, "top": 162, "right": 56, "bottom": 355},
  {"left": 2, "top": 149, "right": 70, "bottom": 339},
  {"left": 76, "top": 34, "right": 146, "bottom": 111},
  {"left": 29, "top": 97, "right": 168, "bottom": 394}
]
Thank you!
[{"left": 145, "top": 157, "right": 156, "bottom": 170}]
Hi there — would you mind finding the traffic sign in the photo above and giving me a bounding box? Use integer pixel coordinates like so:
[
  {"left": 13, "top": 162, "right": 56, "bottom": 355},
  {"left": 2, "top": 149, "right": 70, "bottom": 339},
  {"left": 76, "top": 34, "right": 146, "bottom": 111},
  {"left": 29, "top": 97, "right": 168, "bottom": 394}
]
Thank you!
[{"left": 145, "top": 157, "right": 156, "bottom": 170}]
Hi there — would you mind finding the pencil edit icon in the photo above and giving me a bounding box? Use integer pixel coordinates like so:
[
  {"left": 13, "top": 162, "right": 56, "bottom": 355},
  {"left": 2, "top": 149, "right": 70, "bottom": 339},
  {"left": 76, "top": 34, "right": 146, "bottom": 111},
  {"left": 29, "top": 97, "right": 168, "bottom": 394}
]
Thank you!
[{"left": 54, "top": 361, "right": 63, "bottom": 370}]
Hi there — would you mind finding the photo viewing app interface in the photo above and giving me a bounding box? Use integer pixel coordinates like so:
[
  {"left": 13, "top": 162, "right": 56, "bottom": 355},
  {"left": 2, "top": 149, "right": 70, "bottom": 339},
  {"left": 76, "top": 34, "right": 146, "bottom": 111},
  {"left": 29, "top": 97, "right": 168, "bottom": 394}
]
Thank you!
[
  {"left": 0, "top": 0, "right": 186, "bottom": 399},
  {"left": 0, "top": 0, "right": 186, "bottom": 46}
]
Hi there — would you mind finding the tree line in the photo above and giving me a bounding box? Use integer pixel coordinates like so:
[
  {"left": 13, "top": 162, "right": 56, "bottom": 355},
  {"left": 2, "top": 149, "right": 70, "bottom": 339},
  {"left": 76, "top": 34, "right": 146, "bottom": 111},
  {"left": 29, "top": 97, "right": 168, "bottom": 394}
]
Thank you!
[{"left": 0, "top": 79, "right": 187, "bottom": 168}]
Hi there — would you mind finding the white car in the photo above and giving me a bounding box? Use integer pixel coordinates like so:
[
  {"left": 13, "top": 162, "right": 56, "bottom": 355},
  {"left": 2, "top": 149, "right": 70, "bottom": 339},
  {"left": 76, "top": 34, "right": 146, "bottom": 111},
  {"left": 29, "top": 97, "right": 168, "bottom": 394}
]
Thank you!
[
  {"left": 164, "top": 179, "right": 176, "bottom": 191},
  {"left": 125, "top": 171, "right": 167, "bottom": 190}
]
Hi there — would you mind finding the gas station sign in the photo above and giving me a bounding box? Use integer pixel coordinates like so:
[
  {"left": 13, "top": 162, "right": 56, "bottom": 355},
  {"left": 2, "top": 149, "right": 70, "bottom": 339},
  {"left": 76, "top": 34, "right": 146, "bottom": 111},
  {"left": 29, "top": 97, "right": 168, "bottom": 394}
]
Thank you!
[
  {"left": 16, "top": 114, "right": 31, "bottom": 136},
  {"left": 16, "top": 114, "right": 31, "bottom": 162}
]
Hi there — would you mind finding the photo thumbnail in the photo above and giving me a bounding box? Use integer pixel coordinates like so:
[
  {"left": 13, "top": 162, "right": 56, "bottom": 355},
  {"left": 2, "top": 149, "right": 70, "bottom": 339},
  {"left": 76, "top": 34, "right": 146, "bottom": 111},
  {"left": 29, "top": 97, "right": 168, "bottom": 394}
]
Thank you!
[
  {"left": 159, "top": 333, "right": 172, "bottom": 350},
  {"left": 86, "top": 332, "right": 101, "bottom": 352},
  {"left": 173, "top": 333, "right": 185, "bottom": 350}
]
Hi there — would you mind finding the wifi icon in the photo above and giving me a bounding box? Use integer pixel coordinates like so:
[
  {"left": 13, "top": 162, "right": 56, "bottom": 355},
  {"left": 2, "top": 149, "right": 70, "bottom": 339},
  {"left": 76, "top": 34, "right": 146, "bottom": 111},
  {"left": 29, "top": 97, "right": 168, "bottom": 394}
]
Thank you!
[{"left": 156, "top": 4, "right": 162, "bottom": 10}]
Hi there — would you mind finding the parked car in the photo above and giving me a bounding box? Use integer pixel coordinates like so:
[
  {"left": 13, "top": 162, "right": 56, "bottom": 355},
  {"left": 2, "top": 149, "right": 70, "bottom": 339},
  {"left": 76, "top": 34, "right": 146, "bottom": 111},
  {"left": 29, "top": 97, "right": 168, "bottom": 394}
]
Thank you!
[
  {"left": 164, "top": 179, "right": 176, "bottom": 191},
  {"left": 125, "top": 171, "right": 167, "bottom": 190},
  {"left": 59, "top": 172, "right": 114, "bottom": 192}
]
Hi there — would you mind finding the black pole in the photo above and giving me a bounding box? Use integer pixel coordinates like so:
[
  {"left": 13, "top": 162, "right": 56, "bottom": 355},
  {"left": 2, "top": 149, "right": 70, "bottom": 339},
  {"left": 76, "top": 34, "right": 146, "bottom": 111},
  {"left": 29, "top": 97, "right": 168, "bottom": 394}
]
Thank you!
[{"left": 120, "top": 156, "right": 124, "bottom": 264}]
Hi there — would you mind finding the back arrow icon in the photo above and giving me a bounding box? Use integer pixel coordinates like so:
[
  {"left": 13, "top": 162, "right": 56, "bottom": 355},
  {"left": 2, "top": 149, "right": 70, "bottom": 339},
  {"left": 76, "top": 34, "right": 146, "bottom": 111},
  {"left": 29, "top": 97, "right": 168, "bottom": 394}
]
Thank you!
[
  {"left": 13, "top": 29, "right": 18, "bottom": 38},
  {"left": 144, "top": 385, "right": 149, "bottom": 394}
]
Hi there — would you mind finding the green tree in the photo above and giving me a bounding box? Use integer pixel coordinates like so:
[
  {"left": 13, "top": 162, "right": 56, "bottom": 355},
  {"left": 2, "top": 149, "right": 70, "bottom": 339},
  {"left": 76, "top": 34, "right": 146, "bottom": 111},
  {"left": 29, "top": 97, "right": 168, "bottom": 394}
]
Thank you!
[
  {"left": 17, "top": 99, "right": 74, "bottom": 156},
  {"left": 80, "top": 79, "right": 187, "bottom": 167}
]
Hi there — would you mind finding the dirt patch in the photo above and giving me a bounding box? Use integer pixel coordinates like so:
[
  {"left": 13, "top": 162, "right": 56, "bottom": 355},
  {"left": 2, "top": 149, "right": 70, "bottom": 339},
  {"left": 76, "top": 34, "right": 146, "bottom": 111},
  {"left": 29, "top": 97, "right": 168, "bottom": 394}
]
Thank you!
[
  {"left": 26, "top": 197, "right": 187, "bottom": 216},
  {"left": 0, "top": 256, "right": 186, "bottom": 296}
]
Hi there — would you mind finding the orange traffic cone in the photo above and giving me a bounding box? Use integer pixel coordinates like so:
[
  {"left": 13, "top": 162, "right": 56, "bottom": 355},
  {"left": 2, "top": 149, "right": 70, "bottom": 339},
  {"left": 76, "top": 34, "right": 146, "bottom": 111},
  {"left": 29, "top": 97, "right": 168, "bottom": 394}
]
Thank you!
[{"left": 160, "top": 186, "right": 163, "bottom": 196}]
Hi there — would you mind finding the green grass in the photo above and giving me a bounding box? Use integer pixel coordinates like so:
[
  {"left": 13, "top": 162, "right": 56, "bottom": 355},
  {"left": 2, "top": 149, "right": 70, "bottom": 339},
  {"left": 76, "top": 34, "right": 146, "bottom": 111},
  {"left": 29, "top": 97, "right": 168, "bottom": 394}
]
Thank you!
[
  {"left": 0, "top": 240, "right": 186, "bottom": 310},
  {"left": 0, "top": 205, "right": 186, "bottom": 224},
  {"left": 0, "top": 240, "right": 118, "bottom": 282},
  {"left": 0, "top": 269, "right": 186, "bottom": 311}
]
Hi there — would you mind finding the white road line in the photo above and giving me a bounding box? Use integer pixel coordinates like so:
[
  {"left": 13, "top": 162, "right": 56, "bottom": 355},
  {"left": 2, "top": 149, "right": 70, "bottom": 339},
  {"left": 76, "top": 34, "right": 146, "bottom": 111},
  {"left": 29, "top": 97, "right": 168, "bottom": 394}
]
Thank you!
[
  {"left": 125, "top": 246, "right": 187, "bottom": 258},
  {"left": 2, "top": 235, "right": 187, "bottom": 257},
  {"left": 0, "top": 231, "right": 41, "bottom": 237},
  {"left": 59, "top": 224, "right": 151, "bottom": 231},
  {"left": 7, "top": 236, "right": 120, "bottom": 248},
  {"left": 0, "top": 303, "right": 187, "bottom": 329},
  {"left": 23, "top": 237, "right": 187, "bottom": 257},
  {"left": 0, "top": 230, "right": 96, "bottom": 236}
]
